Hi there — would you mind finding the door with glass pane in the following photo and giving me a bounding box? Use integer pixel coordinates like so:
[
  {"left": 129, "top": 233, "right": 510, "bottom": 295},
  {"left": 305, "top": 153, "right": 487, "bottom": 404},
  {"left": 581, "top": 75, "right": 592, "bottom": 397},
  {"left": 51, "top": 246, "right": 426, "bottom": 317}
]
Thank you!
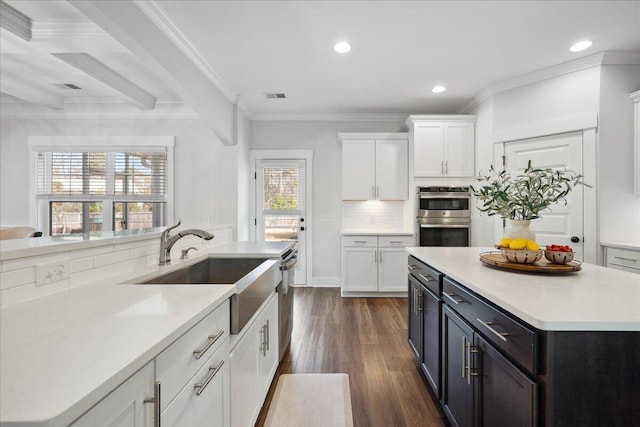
[{"left": 256, "top": 160, "right": 306, "bottom": 285}]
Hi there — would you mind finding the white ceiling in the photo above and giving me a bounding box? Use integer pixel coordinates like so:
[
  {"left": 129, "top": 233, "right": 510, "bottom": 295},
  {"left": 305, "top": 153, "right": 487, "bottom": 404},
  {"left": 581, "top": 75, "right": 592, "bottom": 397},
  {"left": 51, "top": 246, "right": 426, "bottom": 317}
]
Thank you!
[{"left": 1, "top": 0, "right": 639, "bottom": 116}]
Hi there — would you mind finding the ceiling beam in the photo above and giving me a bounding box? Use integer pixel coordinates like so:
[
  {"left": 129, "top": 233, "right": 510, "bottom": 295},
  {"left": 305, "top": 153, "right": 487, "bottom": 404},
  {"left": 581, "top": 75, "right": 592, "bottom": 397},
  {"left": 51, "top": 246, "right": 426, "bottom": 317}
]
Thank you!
[
  {"left": 51, "top": 53, "right": 156, "bottom": 110},
  {"left": 0, "top": 74, "right": 63, "bottom": 109},
  {"left": 69, "top": 0, "right": 236, "bottom": 145},
  {"left": 0, "top": 1, "right": 32, "bottom": 41}
]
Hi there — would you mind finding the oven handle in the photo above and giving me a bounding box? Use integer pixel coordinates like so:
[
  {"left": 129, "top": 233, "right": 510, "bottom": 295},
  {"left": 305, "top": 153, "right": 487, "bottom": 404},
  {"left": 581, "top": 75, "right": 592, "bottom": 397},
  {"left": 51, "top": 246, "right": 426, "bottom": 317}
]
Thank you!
[
  {"left": 419, "top": 224, "right": 470, "bottom": 229},
  {"left": 419, "top": 194, "right": 470, "bottom": 199}
]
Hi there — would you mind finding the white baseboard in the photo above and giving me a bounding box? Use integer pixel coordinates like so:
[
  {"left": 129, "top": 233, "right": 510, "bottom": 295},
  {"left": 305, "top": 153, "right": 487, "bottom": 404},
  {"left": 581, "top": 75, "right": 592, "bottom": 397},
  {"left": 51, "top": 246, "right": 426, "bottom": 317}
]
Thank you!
[
  {"left": 341, "top": 291, "right": 408, "bottom": 298},
  {"left": 311, "top": 276, "right": 341, "bottom": 287}
]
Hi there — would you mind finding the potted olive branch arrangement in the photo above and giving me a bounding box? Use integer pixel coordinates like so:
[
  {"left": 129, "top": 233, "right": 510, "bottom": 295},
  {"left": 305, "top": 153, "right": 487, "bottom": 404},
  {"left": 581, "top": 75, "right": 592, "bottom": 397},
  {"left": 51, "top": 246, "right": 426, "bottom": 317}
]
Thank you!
[{"left": 469, "top": 160, "right": 583, "bottom": 240}]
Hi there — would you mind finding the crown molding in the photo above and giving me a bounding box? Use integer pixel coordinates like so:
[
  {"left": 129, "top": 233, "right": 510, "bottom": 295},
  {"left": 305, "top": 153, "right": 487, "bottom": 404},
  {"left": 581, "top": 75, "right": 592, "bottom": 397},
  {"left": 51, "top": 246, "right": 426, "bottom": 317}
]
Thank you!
[
  {"left": 31, "top": 20, "right": 105, "bottom": 38},
  {"left": 0, "top": 98, "right": 198, "bottom": 119},
  {"left": 0, "top": 1, "right": 32, "bottom": 41},
  {"left": 459, "top": 50, "right": 640, "bottom": 114},
  {"left": 248, "top": 112, "right": 408, "bottom": 122},
  {"left": 134, "top": 0, "right": 241, "bottom": 108}
]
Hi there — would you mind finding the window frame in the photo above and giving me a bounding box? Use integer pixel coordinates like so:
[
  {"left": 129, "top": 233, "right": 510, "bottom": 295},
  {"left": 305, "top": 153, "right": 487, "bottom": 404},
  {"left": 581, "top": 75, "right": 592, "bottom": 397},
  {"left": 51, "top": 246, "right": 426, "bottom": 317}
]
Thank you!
[{"left": 29, "top": 136, "right": 174, "bottom": 236}]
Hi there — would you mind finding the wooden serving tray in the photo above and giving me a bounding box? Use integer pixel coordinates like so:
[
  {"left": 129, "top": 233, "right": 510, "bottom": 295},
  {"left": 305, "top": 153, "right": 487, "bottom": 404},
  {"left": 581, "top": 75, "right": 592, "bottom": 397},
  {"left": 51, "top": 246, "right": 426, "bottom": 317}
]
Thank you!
[{"left": 479, "top": 251, "right": 581, "bottom": 273}]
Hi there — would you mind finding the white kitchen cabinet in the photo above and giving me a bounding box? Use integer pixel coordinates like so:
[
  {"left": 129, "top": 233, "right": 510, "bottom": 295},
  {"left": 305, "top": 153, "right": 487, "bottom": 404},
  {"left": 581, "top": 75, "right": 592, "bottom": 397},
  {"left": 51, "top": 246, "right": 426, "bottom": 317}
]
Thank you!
[
  {"left": 340, "top": 133, "right": 408, "bottom": 200},
  {"left": 161, "top": 341, "right": 230, "bottom": 427},
  {"left": 603, "top": 245, "right": 640, "bottom": 274},
  {"left": 230, "top": 292, "right": 279, "bottom": 427},
  {"left": 71, "top": 361, "right": 155, "bottom": 427},
  {"left": 632, "top": 90, "right": 640, "bottom": 196},
  {"left": 341, "top": 234, "right": 414, "bottom": 295},
  {"left": 406, "top": 115, "right": 476, "bottom": 177}
]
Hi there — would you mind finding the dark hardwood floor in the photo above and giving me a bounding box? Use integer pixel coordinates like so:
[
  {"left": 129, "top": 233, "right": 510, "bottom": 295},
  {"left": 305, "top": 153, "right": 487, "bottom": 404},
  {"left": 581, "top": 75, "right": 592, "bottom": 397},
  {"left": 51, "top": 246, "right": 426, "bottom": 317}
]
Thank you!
[{"left": 255, "top": 288, "right": 446, "bottom": 427}]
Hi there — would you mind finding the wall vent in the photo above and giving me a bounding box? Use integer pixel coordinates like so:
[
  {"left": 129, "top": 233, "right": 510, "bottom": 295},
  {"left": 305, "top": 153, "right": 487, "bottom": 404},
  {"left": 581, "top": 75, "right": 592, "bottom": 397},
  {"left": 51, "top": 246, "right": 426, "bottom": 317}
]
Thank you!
[{"left": 264, "top": 92, "right": 286, "bottom": 99}]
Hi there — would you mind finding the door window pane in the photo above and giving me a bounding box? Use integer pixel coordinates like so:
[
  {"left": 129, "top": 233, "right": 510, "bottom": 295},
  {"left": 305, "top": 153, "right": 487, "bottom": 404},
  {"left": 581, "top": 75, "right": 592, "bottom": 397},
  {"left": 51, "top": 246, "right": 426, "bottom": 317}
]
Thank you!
[{"left": 263, "top": 168, "right": 299, "bottom": 209}]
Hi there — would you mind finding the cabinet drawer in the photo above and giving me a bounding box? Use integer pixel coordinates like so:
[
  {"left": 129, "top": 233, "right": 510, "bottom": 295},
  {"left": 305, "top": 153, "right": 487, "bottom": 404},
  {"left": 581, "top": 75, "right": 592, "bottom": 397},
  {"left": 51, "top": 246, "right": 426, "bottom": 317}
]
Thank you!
[
  {"left": 157, "top": 301, "right": 230, "bottom": 410},
  {"left": 342, "top": 235, "right": 377, "bottom": 247},
  {"left": 442, "top": 277, "right": 538, "bottom": 375},
  {"left": 379, "top": 235, "right": 415, "bottom": 247},
  {"left": 408, "top": 256, "right": 441, "bottom": 296},
  {"left": 606, "top": 247, "right": 640, "bottom": 272}
]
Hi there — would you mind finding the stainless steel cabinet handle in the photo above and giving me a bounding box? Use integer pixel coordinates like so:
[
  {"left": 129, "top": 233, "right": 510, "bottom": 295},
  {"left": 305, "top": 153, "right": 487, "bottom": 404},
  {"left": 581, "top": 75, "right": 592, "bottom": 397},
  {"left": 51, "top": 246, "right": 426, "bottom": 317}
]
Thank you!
[
  {"left": 418, "top": 273, "right": 434, "bottom": 282},
  {"left": 445, "top": 161, "right": 449, "bottom": 175},
  {"left": 441, "top": 161, "right": 444, "bottom": 175},
  {"left": 461, "top": 336, "right": 467, "bottom": 379},
  {"left": 353, "top": 240, "right": 368, "bottom": 243},
  {"left": 194, "top": 360, "right": 224, "bottom": 396},
  {"left": 413, "top": 287, "right": 417, "bottom": 315},
  {"left": 408, "top": 264, "right": 418, "bottom": 271},
  {"left": 417, "top": 289, "right": 422, "bottom": 311},
  {"left": 466, "top": 341, "right": 479, "bottom": 385},
  {"left": 443, "top": 292, "right": 463, "bottom": 305},
  {"left": 379, "top": 250, "right": 383, "bottom": 263},
  {"left": 614, "top": 256, "right": 638, "bottom": 262},
  {"left": 193, "top": 330, "right": 225, "bottom": 360},
  {"left": 265, "top": 320, "right": 270, "bottom": 352},
  {"left": 376, "top": 185, "right": 380, "bottom": 199},
  {"left": 477, "top": 318, "right": 509, "bottom": 342},
  {"left": 389, "top": 240, "right": 404, "bottom": 243},
  {"left": 144, "top": 381, "right": 161, "bottom": 427}
]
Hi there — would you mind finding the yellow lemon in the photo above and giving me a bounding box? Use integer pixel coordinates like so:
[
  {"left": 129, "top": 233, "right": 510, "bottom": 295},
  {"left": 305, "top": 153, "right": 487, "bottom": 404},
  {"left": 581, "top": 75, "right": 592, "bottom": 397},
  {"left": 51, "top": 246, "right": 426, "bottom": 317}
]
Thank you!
[
  {"left": 499, "top": 237, "right": 512, "bottom": 248},
  {"left": 509, "top": 238, "right": 527, "bottom": 250},
  {"left": 526, "top": 241, "right": 540, "bottom": 251}
]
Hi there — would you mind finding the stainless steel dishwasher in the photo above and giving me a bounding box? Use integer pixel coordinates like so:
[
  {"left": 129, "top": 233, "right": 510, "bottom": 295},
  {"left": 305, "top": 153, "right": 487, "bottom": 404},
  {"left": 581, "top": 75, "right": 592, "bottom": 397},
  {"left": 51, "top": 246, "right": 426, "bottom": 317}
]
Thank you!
[{"left": 278, "top": 249, "right": 297, "bottom": 360}]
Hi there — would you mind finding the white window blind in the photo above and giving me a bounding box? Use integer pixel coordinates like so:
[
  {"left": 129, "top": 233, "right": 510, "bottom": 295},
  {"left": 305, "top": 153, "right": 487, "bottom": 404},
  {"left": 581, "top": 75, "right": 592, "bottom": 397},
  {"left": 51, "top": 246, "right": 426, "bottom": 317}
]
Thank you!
[{"left": 35, "top": 150, "right": 168, "bottom": 202}]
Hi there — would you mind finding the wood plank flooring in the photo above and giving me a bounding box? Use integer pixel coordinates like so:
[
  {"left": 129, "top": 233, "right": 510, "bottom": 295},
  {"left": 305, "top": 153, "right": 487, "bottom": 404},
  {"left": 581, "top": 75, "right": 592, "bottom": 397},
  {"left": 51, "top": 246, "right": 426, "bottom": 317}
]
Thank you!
[{"left": 255, "top": 288, "right": 446, "bottom": 427}]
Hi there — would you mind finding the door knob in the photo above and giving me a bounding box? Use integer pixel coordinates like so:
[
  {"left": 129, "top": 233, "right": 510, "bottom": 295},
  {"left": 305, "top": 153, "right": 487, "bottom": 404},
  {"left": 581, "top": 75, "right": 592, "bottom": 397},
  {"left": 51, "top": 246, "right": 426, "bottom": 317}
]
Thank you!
[
  {"left": 300, "top": 218, "right": 305, "bottom": 222},
  {"left": 571, "top": 236, "right": 580, "bottom": 243},
  {"left": 300, "top": 226, "right": 305, "bottom": 231}
]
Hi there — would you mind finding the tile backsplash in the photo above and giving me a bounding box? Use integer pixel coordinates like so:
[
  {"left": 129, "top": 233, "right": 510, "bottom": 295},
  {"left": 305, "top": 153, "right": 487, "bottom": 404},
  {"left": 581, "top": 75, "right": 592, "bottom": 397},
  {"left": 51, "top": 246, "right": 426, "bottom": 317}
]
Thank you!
[
  {"left": 0, "top": 226, "right": 232, "bottom": 307},
  {"left": 342, "top": 201, "right": 405, "bottom": 230}
]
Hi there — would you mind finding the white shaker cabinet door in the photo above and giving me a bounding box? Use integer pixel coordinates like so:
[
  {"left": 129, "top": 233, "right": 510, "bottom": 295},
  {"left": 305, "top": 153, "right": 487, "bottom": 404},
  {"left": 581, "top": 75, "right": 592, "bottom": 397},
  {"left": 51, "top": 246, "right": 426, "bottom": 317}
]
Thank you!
[
  {"left": 414, "top": 122, "right": 445, "bottom": 177},
  {"left": 378, "top": 247, "right": 410, "bottom": 292},
  {"left": 376, "top": 139, "right": 408, "bottom": 200},
  {"left": 71, "top": 362, "right": 155, "bottom": 427},
  {"left": 342, "top": 140, "right": 375, "bottom": 200},
  {"left": 161, "top": 344, "right": 230, "bottom": 427},
  {"left": 445, "top": 122, "right": 475, "bottom": 177},
  {"left": 256, "top": 295, "right": 279, "bottom": 400},
  {"left": 342, "top": 247, "right": 378, "bottom": 292}
]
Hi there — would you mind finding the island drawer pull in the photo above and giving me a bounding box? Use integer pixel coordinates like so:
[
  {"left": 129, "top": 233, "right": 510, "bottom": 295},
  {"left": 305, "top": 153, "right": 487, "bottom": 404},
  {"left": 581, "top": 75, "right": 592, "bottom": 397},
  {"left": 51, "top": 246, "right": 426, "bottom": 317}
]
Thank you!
[
  {"left": 477, "top": 318, "right": 509, "bottom": 342},
  {"left": 418, "top": 273, "right": 434, "bottom": 282},
  {"left": 408, "top": 264, "right": 418, "bottom": 270},
  {"left": 193, "top": 330, "right": 225, "bottom": 360},
  {"left": 614, "top": 256, "right": 638, "bottom": 262},
  {"left": 443, "top": 292, "right": 463, "bottom": 305},
  {"left": 194, "top": 360, "right": 224, "bottom": 396}
]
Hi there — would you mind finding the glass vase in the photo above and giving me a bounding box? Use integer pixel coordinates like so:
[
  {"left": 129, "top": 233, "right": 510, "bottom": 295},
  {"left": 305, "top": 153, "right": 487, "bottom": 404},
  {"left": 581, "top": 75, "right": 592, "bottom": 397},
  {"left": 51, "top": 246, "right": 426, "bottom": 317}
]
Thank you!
[{"left": 504, "top": 219, "right": 536, "bottom": 241}]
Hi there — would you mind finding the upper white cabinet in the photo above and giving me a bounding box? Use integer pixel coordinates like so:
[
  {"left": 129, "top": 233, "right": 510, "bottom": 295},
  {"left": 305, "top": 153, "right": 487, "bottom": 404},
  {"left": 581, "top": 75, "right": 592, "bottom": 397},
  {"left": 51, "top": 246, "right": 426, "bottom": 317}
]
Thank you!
[
  {"left": 632, "top": 90, "right": 640, "bottom": 196},
  {"left": 339, "top": 133, "right": 408, "bottom": 200},
  {"left": 406, "top": 115, "right": 476, "bottom": 177}
]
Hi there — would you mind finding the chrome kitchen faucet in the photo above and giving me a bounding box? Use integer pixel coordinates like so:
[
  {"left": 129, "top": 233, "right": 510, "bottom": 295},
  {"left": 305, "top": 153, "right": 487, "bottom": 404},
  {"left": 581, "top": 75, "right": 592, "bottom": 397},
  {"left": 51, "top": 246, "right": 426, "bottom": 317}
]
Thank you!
[{"left": 159, "top": 220, "right": 214, "bottom": 265}]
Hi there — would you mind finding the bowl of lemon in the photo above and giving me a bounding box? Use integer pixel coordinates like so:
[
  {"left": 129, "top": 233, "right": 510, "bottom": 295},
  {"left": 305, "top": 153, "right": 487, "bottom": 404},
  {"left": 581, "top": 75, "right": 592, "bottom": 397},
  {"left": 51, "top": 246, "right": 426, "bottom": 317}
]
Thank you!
[{"left": 496, "top": 237, "right": 543, "bottom": 264}]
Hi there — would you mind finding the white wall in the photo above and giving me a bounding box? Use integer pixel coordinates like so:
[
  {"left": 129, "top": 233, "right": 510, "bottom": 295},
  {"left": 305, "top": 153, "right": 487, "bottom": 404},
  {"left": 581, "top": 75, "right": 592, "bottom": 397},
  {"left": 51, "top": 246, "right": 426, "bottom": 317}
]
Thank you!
[
  {"left": 598, "top": 64, "right": 640, "bottom": 241},
  {"left": 0, "top": 107, "right": 239, "bottom": 233},
  {"left": 249, "top": 120, "right": 404, "bottom": 285},
  {"left": 471, "top": 97, "right": 496, "bottom": 246}
]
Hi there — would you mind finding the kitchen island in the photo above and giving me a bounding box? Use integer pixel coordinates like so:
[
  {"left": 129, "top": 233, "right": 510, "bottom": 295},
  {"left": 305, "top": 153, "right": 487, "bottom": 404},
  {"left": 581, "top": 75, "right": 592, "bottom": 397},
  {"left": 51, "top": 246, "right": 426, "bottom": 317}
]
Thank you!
[
  {"left": 0, "top": 241, "right": 293, "bottom": 427},
  {"left": 406, "top": 247, "right": 640, "bottom": 427}
]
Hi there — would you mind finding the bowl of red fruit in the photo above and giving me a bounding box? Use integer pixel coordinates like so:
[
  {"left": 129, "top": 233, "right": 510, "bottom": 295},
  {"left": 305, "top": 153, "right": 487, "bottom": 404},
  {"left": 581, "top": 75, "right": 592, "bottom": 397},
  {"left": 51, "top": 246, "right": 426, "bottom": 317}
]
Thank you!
[{"left": 544, "top": 244, "right": 574, "bottom": 264}]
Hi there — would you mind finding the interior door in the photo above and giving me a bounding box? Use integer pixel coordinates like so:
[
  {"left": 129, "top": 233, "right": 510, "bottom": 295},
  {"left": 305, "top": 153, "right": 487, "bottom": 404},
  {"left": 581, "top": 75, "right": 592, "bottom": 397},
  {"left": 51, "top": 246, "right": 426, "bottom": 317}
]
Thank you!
[
  {"left": 256, "top": 160, "right": 307, "bottom": 285},
  {"left": 504, "top": 132, "right": 584, "bottom": 260}
]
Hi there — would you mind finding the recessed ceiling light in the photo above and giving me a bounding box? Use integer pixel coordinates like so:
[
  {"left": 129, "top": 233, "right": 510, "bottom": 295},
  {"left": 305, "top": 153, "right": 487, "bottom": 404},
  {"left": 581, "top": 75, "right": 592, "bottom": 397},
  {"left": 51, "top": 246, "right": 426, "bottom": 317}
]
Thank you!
[
  {"left": 432, "top": 85, "right": 446, "bottom": 94},
  {"left": 570, "top": 40, "right": 593, "bottom": 52},
  {"left": 334, "top": 41, "right": 351, "bottom": 53}
]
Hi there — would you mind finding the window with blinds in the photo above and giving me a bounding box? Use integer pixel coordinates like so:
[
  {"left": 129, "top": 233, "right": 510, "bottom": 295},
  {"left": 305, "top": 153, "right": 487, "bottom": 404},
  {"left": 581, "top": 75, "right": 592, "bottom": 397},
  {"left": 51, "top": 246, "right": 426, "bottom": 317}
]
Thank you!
[{"left": 34, "top": 148, "right": 168, "bottom": 236}]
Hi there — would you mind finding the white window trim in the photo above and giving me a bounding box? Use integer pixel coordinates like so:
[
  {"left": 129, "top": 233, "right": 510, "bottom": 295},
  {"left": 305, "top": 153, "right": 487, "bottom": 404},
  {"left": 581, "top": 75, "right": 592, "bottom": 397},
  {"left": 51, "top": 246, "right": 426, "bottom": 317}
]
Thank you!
[{"left": 28, "top": 136, "right": 175, "bottom": 235}]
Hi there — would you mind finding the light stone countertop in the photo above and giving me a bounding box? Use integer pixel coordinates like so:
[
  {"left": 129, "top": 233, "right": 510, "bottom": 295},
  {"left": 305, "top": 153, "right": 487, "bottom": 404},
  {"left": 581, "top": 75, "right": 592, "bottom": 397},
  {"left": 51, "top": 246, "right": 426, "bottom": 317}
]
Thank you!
[
  {"left": 0, "top": 240, "right": 293, "bottom": 426},
  {"left": 406, "top": 247, "right": 640, "bottom": 332},
  {"left": 600, "top": 241, "right": 640, "bottom": 251}
]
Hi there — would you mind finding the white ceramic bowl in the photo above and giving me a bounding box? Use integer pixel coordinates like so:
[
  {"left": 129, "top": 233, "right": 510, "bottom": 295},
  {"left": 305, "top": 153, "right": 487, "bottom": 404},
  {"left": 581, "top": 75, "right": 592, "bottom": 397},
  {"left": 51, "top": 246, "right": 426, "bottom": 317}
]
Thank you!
[
  {"left": 544, "top": 249, "right": 574, "bottom": 264},
  {"left": 501, "top": 248, "right": 543, "bottom": 264}
]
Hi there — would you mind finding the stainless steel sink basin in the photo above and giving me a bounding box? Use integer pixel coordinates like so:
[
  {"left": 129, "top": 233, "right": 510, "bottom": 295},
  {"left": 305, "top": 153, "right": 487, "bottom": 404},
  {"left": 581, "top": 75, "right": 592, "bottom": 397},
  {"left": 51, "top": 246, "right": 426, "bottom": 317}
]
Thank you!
[
  {"left": 141, "top": 258, "right": 266, "bottom": 285},
  {"left": 138, "top": 257, "right": 281, "bottom": 334}
]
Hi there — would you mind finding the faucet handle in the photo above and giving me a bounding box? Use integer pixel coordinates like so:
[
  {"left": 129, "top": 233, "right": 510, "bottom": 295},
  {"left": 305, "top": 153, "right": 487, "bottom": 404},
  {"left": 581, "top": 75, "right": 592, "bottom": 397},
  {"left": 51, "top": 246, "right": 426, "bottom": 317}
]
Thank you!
[
  {"left": 163, "top": 219, "right": 181, "bottom": 237},
  {"left": 180, "top": 247, "right": 198, "bottom": 259}
]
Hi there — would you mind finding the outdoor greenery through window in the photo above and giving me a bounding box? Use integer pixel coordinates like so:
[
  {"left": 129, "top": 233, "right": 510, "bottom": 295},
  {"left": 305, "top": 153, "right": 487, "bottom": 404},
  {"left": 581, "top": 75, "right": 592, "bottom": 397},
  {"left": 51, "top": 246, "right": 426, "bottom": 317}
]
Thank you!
[
  {"left": 36, "top": 150, "right": 168, "bottom": 236},
  {"left": 263, "top": 167, "right": 299, "bottom": 246}
]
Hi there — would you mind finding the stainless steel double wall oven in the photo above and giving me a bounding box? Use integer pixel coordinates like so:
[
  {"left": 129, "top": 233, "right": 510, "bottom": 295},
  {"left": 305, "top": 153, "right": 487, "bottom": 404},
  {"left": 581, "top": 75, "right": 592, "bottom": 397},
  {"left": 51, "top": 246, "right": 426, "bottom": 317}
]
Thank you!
[{"left": 417, "top": 186, "right": 471, "bottom": 247}]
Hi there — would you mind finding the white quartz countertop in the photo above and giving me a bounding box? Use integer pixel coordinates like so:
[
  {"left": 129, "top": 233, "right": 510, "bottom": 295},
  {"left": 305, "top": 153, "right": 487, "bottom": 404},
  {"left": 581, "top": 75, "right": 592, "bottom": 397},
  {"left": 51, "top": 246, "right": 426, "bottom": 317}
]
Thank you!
[
  {"left": 406, "top": 247, "right": 640, "bottom": 332},
  {"left": 601, "top": 241, "right": 640, "bottom": 251},
  {"left": 341, "top": 230, "right": 414, "bottom": 236},
  {"left": 0, "top": 240, "right": 293, "bottom": 426}
]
